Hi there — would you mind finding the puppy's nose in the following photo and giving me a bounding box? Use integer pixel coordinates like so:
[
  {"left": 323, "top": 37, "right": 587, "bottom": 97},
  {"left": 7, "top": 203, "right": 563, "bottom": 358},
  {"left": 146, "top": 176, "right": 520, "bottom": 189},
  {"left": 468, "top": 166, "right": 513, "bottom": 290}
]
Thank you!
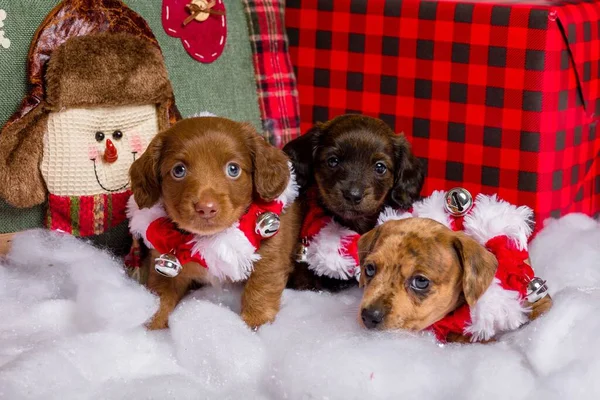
[
  {"left": 361, "top": 307, "right": 385, "bottom": 329},
  {"left": 342, "top": 187, "right": 364, "bottom": 205},
  {"left": 194, "top": 202, "right": 218, "bottom": 219}
]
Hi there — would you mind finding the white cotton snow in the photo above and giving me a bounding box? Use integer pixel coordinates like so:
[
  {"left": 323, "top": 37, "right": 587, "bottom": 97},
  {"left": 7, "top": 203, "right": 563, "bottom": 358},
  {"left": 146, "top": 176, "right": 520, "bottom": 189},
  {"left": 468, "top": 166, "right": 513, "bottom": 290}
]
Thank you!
[
  {"left": 0, "top": 214, "right": 599, "bottom": 399},
  {"left": 529, "top": 213, "right": 600, "bottom": 294}
]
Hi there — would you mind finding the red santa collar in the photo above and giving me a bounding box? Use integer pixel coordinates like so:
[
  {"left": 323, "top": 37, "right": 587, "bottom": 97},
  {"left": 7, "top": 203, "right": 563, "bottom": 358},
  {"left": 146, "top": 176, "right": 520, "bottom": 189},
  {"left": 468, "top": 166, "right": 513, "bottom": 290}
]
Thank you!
[
  {"left": 127, "top": 162, "right": 298, "bottom": 282},
  {"left": 298, "top": 188, "right": 412, "bottom": 280},
  {"left": 414, "top": 190, "right": 539, "bottom": 342}
]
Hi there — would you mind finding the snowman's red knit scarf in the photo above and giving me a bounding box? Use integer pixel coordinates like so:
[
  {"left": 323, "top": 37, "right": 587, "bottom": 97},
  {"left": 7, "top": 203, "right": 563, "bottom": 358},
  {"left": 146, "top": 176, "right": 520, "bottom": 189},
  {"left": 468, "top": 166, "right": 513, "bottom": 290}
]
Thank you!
[
  {"left": 301, "top": 189, "right": 537, "bottom": 342},
  {"left": 126, "top": 164, "right": 299, "bottom": 282}
]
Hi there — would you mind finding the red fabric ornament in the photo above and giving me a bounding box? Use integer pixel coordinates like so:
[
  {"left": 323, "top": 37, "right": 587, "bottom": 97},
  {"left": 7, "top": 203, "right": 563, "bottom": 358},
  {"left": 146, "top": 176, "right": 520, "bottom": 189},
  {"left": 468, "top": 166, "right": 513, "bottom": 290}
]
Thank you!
[{"left": 162, "top": 0, "right": 227, "bottom": 63}]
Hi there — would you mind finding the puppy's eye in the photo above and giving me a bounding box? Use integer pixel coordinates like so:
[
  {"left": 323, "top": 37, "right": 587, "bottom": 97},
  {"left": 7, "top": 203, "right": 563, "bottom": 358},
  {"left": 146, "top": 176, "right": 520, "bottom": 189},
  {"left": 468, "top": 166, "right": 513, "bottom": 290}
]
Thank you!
[
  {"left": 374, "top": 162, "right": 387, "bottom": 175},
  {"left": 364, "top": 263, "right": 377, "bottom": 278},
  {"left": 226, "top": 162, "right": 241, "bottom": 179},
  {"left": 171, "top": 163, "right": 187, "bottom": 180},
  {"left": 95, "top": 131, "right": 105, "bottom": 142},
  {"left": 327, "top": 156, "right": 339, "bottom": 168},
  {"left": 112, "top": 130, "right": 123, "bottom": 140},
  {"left": 410, "top": 275, "right": 430, "bottom": 291}
]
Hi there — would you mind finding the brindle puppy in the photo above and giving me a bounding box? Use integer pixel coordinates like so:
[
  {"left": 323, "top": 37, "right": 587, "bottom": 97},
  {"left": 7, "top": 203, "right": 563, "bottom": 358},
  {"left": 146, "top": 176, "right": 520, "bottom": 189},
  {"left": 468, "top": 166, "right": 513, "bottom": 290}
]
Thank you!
[
  {"left": 357, "top": 218, "right": 552, "bottom": 343},
  {"left": 283, "top": 114, "right": 425, "bottom": 291}
]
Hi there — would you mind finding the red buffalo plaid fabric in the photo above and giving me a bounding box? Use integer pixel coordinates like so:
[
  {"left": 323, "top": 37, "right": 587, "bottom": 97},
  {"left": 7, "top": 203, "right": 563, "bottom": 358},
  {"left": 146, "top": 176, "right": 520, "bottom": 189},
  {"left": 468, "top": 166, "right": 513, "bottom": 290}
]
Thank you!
[
  {"left": 286, "top": 0, "right": 600, "bottom": 232},
  {"left": 243, "top": 0, "right": 302, "bottom": 147}
]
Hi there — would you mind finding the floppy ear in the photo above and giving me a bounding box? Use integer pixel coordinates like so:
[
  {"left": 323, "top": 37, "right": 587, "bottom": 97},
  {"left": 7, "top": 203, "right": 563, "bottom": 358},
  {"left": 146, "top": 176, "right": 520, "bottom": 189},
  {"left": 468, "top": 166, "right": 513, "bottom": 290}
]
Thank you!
[
  {"left": 357, "top": 227, "right": 381, "bottom": 287},
  {"left": 452, "top": 231, "right": 498, "bottom": 307},
  {"left": 129, "top": 134, "right": 164, "bottom": 208},
  {"left": 244, "top": 124, "right": 290, "bottom": 201},
  {"left": 282, "top": 124, "right": 322, "bottom": 191},
  {"left": 389, "top": 133, "right": 425, "bottom": 210},
  {"left": 0, "top": 107, "right": 49, "bottom": 208}
]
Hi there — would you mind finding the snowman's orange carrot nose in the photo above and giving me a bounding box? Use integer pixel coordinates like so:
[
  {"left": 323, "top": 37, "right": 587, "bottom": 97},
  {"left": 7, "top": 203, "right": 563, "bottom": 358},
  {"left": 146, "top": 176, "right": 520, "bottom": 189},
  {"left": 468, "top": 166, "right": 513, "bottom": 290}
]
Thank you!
[{"left": 103, "top": 139, "right": 118, "bottom": 163}]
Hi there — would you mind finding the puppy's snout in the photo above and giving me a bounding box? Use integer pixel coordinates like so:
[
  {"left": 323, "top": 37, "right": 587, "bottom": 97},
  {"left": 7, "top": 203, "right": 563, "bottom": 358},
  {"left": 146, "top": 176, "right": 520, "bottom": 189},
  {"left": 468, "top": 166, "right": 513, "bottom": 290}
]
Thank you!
[
  {"left": 361, "top": 306, "right": 385, "bottom": 329},
  {"left": 342, "top": 187, "right": 364, "bottom": 205},
  {"left": 194, "top": 201, "right": 218, "bottom": 219}
]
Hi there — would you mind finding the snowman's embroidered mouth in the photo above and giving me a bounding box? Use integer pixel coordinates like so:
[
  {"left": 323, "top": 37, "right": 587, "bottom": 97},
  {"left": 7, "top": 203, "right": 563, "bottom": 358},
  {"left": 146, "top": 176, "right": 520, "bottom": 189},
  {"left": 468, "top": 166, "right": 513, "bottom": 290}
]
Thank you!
[{"left": 91, "top": 152, "right": 137, "bottom": 192}]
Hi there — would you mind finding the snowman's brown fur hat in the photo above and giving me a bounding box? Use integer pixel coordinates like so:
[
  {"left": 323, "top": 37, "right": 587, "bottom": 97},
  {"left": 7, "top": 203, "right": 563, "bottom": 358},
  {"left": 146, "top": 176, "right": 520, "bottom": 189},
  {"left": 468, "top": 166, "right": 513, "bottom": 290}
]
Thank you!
[{"left": 45, "top": 33, "right": 173, "bottom": 111}]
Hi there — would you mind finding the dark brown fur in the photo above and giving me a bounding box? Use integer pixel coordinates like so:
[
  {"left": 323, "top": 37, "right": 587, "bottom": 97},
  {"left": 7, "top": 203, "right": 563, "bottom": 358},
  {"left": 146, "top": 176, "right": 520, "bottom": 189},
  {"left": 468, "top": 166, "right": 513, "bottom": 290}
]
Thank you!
[
  {"left": 357, "top": 218, "right": 552, "bottom": 342},
  {"left": 283, "top": 114, "right": 425, "bottom": 291},
  {"left": 130, "top": 117, "right": 301, "bottom": 329}
]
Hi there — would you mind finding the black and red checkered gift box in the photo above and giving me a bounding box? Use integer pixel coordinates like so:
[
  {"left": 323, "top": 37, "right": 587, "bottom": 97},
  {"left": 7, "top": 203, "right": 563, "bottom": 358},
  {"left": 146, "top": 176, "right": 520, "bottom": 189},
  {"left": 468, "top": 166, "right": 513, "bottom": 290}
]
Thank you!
[{"left": 286, "top": 0, "right": 600, "bottom": 233}]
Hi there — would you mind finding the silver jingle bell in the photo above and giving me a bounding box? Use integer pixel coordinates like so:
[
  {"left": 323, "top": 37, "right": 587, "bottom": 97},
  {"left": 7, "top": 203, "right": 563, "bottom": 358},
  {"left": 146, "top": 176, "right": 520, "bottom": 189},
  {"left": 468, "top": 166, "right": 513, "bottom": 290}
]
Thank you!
[
  {"left": 526, "top": 277, "right": 549, "bottom": 303},
  {"left": 255, "top": 211, "right": 280, "bottom": 238},
  {"left": 296, "top": 241, "right": 309, "bottom": 263},
  {"left": 154, "top": 253, "right": 183, "bottom": 278},
  {"left": 444, "top": 187, "right": 474, "bottom": 216}
]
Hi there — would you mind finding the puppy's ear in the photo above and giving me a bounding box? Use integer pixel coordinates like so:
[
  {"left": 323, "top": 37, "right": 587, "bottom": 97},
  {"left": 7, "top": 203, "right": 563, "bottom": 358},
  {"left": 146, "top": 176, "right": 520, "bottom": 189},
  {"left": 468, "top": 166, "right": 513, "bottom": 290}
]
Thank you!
[
  {"left": 452, "top": 232, "right": 498, "bottom": 307},
  {"left": 357, "top": 227, "right": 381, "bottom": 287},
  {"left": 282, "top": 124, "right": 322, "bottom": 190},
  {"left": 243, "top": 124, "right": 290, "bottom": 201},
  {"left": 129, "top": 135, "right": 164, "bottom": 208},
  {"left": 389, "top": 133, "right": 425, "bottom": 210}
]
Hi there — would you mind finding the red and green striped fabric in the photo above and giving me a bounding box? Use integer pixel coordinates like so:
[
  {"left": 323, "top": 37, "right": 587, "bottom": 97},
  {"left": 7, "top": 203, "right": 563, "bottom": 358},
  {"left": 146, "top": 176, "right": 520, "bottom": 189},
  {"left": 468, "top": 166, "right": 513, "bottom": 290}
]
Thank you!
[{"left": 46, "top": 191, "right": 131, "bottom": 236}]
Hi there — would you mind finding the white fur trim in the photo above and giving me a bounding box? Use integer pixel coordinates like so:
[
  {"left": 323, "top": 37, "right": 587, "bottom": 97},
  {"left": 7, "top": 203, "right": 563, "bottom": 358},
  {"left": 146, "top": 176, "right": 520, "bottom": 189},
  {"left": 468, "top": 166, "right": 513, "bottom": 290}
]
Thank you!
[
  {"left": 412, "top": 190, "right": 453, "bottom": 228},
  {"left": 276, "top": 161, "right": 299, "bottom": 209},
  {"left": 126, "top": 196, "right": 167, "bottom": 249},
  {"left": 465, "top": 278, "right": 531, "bottom": 342},
  {"left": 376, "top": 207, "right": 412, "bottom": 226},
  {"left": 191, "top": 111, "right": 217, "bottom": 117},
  {"left": 306, "top": 221, "right": 358, "bottom": 280},
  {"left": 189, "top": 223, "right": 260, "bottom": 282},
  {"left": 463, "top": 194, "right": 534, "bottom": 250}
]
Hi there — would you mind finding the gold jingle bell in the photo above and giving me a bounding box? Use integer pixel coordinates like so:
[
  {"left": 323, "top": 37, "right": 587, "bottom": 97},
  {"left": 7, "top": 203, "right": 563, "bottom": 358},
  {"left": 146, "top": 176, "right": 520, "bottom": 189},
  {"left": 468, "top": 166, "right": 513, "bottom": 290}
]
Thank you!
[
  {"left": 444, "top": 187, "right": 474, "bottom": 216},
  {"left": 255, "top": 212, "right": 280, "bottom": 238},
  {"left": 154, "top": 253, "right": 183, "bottom": 278}
]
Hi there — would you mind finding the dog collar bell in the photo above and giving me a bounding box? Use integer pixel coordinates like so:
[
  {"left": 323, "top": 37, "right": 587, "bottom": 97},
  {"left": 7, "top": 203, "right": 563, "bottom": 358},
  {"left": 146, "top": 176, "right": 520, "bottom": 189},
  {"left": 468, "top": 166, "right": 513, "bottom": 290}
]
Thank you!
[
  {"left": 255, "top": 211, "right": 280, "bottom": 238},
  {"left": 444, "top": 187, "right": 473, "bottom": 216},
  {"left": 526, "top": 277, "right": 549, "bottom": 303},
  {"left": 154, "top": 252, "right": 183, "bottom": 277}
]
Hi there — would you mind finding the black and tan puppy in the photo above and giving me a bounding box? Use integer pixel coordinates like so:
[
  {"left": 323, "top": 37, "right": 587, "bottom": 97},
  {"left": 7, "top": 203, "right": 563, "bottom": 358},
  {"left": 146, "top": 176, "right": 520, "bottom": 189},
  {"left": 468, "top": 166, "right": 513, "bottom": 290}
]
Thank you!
[{"left": 283, "top": 114, "right": 425, "bottom": 290}]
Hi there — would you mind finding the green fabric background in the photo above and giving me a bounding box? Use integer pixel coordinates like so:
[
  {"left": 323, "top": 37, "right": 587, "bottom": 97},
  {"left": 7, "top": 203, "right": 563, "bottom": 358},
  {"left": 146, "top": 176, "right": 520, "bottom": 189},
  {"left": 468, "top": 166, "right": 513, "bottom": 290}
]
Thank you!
[{"left": 0, "top": 0, "right": 262, "bottom": 233}]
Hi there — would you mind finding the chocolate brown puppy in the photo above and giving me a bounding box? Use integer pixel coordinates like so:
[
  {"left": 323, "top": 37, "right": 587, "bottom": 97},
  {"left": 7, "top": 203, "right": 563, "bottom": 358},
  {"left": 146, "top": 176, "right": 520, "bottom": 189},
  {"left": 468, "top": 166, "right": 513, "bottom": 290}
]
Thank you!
[
  {"left": 129, "top": 117, "right": 301, "bottom": 330},
  {"left": 283, "top": 114, "right": 424, "bottom": 291}
]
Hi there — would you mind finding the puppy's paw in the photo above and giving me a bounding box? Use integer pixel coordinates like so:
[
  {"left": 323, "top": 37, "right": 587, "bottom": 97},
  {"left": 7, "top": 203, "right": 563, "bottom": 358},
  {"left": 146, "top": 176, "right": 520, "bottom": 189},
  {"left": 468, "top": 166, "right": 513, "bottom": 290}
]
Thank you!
[
  {"left": 146, "top": 314, "right": 169, "bottom": 330},
  {"left": 241, "top": 308, "right": 276, "bottom": 330}
]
